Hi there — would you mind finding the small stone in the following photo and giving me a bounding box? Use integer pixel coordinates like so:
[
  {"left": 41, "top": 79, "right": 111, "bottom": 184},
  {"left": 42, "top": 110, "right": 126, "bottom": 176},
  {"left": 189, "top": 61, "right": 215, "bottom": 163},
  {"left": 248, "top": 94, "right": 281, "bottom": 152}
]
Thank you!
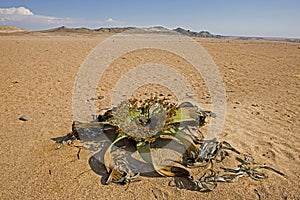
[
  {"left": 185, "top": 93, "right": 195, "bottom": 98},
  {"left": 251, "top": 103, "right": 259, "bottom": 107},
  {"left": 90, "top": 96, "right": 104, "bottom": 100},
  {"left": 251, "top": 111, "right": 260, "bottom": 115},
  {"left": 19, "top": 115, "right": 29, "bottom": 121}
]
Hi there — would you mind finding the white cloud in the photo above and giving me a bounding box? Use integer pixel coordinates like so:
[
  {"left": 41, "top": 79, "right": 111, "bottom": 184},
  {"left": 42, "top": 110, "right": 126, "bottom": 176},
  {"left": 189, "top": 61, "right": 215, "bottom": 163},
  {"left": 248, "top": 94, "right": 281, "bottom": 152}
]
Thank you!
[
  {"left": 102, "top": 18, "right": 122, "bottom": 26},
  {"left": 107, "top": 18, "right": 114, "bottom": 22},
  {"left": 0, "top": 7, "right": 33, "bottom": 15},
  {"left": 0, "top": 7, "right": 124, "bottom": 30}
]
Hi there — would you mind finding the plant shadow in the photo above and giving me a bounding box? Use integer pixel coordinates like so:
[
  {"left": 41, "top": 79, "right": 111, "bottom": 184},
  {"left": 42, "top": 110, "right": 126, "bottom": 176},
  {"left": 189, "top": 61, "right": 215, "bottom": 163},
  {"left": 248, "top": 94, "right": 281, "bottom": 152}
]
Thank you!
[{"left": 52, "top": 125, "right": 200, "bottom": 192}]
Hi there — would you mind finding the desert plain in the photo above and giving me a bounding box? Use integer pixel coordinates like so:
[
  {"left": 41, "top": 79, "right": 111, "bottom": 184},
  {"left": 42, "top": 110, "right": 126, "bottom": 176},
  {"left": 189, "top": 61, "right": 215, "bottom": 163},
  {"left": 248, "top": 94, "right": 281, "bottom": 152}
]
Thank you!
[{"left": 0, "top": 27, "right": 299, "bottom": 199}]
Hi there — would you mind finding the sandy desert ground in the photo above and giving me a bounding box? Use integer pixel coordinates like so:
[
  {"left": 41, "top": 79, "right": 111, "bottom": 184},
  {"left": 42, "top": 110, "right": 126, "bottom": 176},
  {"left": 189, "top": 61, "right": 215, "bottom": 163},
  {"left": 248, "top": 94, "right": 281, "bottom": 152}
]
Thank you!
[{"left": 0, "top": 30, "right": 299, "bottom": 199}]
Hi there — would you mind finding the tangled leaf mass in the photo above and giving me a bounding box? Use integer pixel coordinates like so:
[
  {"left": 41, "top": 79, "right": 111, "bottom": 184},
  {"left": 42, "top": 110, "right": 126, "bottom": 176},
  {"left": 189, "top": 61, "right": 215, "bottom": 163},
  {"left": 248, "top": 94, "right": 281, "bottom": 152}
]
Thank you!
[{"left": 58, "top": 97, "right": 285, "bottom": 192}]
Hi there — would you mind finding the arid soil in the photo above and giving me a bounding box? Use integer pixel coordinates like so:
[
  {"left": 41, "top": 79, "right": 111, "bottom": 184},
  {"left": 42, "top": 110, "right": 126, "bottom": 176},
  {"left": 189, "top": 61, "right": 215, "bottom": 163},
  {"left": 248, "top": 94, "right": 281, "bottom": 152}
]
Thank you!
[{"left": 0, "top": 31, "right": 299, "bottom": 199}]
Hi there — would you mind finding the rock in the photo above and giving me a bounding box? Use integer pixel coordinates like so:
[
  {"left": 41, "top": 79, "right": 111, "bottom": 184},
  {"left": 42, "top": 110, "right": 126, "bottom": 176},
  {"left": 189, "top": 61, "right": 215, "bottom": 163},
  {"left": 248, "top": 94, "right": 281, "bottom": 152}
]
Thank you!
[{"left": 19, "top": 115, "right": 29, "bottom": 121}]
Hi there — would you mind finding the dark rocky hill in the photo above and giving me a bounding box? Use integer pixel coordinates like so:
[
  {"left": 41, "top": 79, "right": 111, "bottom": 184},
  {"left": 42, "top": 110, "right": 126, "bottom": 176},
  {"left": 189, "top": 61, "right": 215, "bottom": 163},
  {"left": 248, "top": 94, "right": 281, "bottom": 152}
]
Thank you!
[{"left": 173, "top": 27, "right": 223, "bottom": 38}]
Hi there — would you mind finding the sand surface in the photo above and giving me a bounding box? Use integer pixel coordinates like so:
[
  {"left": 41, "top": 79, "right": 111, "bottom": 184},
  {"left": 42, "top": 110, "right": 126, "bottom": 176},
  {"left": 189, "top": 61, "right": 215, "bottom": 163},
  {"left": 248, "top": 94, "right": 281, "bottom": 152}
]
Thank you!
[{"left": 0, "top": 32, "right": 299, "bottom": 199}]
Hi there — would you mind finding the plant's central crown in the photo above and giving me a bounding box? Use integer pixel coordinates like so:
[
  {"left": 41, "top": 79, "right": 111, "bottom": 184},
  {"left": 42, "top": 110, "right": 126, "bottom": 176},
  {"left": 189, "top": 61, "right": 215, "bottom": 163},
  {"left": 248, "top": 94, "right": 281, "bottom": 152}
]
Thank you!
[{"left": 112, "top": 98, "right": 178, "bottom": 141}]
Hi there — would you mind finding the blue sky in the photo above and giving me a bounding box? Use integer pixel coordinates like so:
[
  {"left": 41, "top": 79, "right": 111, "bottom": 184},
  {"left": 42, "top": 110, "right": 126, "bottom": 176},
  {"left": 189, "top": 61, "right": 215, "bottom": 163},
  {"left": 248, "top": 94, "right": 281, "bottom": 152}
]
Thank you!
[{"left": 0, "top": 0, "right": 299, "bottom": 38}]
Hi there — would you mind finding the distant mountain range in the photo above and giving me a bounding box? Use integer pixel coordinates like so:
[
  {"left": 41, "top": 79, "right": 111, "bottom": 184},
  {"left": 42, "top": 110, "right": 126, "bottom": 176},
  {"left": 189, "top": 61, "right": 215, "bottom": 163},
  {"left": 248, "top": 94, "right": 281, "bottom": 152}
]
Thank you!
[
  {"left": 41, "top": 25, "right": 136, "bottom": 33},
  {"left": 0, "top": 25, "right": 299, "bottom": 42},
  {"left": 172, "top": 27, "right": 223, "bottom": 38},
  {"left": 39, "top": 26, "right": 222, "bottom": 37},
  {"left": 172, "top": 27, "right": 300, "bottom": 42}
]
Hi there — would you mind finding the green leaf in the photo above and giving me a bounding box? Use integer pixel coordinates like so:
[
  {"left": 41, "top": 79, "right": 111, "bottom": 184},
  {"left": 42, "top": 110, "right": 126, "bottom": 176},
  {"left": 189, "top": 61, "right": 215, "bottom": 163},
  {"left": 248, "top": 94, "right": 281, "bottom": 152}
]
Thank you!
[
  {"left": 136, "top": 141, "right": 191, "bottom": 177},
  {"left": 162, "top": 130, "right": 199, "bottom": 161},
  {"left": 136, "top": 141, "right": 153, "bottom": 164},
  {"left": 104, "top": 134, "right": 128, "bottom": 173},
  {"left": 172, "top": 107, "right": 198, "bottom": 123},
  {"left": 163, "top": 131, "right": 198, "bottom": 152}
]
